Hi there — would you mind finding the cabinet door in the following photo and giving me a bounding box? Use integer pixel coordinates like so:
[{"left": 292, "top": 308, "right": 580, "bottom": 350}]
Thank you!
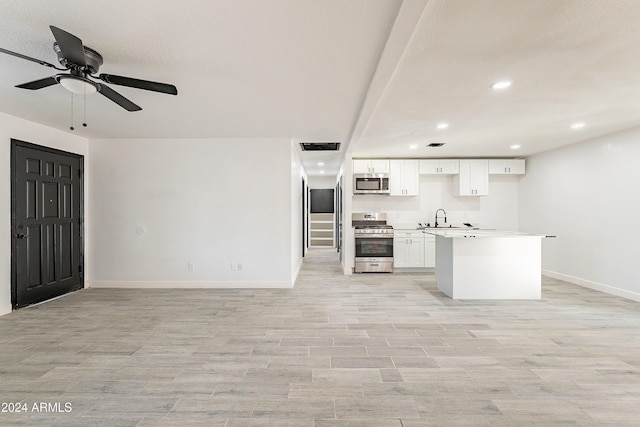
[
  {"left": 354, "top": 159, "right": 390, "bottom": 174},
  {"left": 370, "top": 159, "right": 389, "bottom": 174},
  {"left": 455, "top": 159, "right": 488, "bottom": 196},
  {"left": 407, "top": 237, "right": 425, "bottom": 267},
  {"left": 403, "top": 160, "right": 419, "bottom": 195},
  {"left": 394, "top": 235, "right": 424, "bottom": 267},
  {"left": 393, "top": 237, "right": 409, "bottom": 267},
  {"left": 353, "top": 160, "right": 371, "bottom": 174},
  {"left": 419, "top": 159, "right": 439, "bottom": 174},
  {"left": 472, "top": 160, "right": 489, "bottom": 195},
  {"left": 419, "top": 159, "right": 459, "bottom": 175},
  {"left": 506, "top": 159, "right": 525, "bottom": 174},
  {"left": 424, "top": 236, "right": 435, "bottom": 268},
  {"left": 439, "top": 159, "right": 459, "bottom": 174},
  {"left": 488, "top": 159, "right": 506, "bottom": 174},
  {"left": 389, "top": 160, "right": 405, "bottom": 196},
  {"left": 489, "top": 159, "right": 525, "bottom": 175},
  {"left": 390, "top": 160, "right": 419, "bottom": 196}
]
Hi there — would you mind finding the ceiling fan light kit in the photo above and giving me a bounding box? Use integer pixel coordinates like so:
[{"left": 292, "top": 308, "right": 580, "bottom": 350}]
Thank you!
[
  {"left": 56, "top": 74, "right": 99, "bottom": 94},
  {"left": 0, "top": 25, "right": 177, "bottom": 117}
]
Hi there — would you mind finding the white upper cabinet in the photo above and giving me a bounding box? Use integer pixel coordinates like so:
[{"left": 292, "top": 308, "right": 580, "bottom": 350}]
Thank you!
[
  {"left": 389, "top": 160, "right": 419, "bottom": 196},
  {"left": 353, "top": 159, "right": 390, "bottom": 174},
  {"left": 488, "top": 159, "right": 525, "bottom": 175},
  {"left": 419, "top": 159, "right": 459, "bottom": 175},
  {"left": 454, "top": 159, "right": 489, "bottom": 196}
]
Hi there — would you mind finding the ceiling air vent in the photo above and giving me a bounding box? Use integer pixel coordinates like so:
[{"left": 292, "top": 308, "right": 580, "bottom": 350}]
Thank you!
[
  {"left": 427, "top": 142, "right": 445, "bottom": 147},
  {"left": 300, "top": 142, "right": 341, "bottom": 151}
]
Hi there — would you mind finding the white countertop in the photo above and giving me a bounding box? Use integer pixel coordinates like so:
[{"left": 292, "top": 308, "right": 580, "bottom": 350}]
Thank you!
[{"left": 422, "top": 229, "right": 550, "bottom": 238}]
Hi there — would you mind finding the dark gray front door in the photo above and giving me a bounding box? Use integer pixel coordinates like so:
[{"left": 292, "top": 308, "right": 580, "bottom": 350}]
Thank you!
[{"left": 11, "top": 139, "right": 84, "bottom": 309}]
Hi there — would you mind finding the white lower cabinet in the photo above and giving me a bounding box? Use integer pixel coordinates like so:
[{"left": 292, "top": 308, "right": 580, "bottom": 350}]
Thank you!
[
  {"left": 424, "top": 235, "right": 435, "bottom": 268},
  {"left": 394, "top": 231, "right": 424, "bottom": 268}
]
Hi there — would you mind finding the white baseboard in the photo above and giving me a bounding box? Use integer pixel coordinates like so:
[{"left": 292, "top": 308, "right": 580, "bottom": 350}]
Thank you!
[
  {"left": 87, "top": 281, "right": 294, "bottom": 289},
  {"left": 0, "top": 303, "right": 12, "bottom": 317},
  {"left": 543, "top": 269, "right": 640, "bottom": 302}
]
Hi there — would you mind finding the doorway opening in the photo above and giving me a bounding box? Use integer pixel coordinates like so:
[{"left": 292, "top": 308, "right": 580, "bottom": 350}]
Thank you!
[{"left": 309, "top": 188, "right": 335, "bottom": 248}]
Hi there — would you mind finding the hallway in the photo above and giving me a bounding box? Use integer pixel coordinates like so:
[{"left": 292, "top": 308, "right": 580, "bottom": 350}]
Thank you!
[{"left": 1, "top": 249, "right": 640, "bottom": 425}]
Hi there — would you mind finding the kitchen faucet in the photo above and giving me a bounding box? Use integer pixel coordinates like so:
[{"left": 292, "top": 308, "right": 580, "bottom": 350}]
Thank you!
[{"left": 434, "top": 208, "right": 447, "bottom": 227}]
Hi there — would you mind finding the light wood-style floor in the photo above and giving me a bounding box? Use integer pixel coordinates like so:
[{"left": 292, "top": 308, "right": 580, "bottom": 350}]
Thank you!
[{"left": 2, "top": 249, "right": 640, "bottom": 426}]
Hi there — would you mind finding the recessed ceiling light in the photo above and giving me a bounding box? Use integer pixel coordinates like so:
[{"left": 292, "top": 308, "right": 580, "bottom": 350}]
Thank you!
[
  {"left": 570, "top": 122, "right": 585, "bottom": 129},
  {"left": 317, "top": 162, "right": 324, "bottom": 166},
  {"left": 409, "top": 144, "right": 418, "bottom": 149},
  {"left": 436, "top": 123, "right": 449, "bottom": 130},
  {"left": 491, "top": 80, "right": 512, "bottom": 90},
  {"left": 319, "top": 170, "right": 325, "bottom": 174},
  {"left": 510, "top": 144, "right": 521, "bottom": 150}
]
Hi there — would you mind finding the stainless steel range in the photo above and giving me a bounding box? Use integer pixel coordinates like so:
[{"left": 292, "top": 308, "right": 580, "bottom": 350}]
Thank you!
[{"left": 352, "top": 213, "right": 394, "bottom": 273}]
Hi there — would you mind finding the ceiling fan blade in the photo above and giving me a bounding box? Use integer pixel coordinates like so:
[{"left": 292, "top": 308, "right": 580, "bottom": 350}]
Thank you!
[
  {"left": 49, "top": 25, "right": 86, "bottom": 67},
  {"left": 0, "top": 47, "right": 61, "bottom": 69},
  {"left": 98, "top": 74, "right": 178, "bottom": 95},
  {"left": 98, "top": 84, "right": 142, "bottom": 111},
  {"left": 16, "top": 76, "right": 59, "bottom": 90}
]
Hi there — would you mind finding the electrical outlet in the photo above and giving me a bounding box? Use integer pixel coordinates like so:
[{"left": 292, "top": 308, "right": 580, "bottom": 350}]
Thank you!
[
  {"left": 237, "top": 262, "right": 243, "bottom": 271},
  {"left": 188, "top": 262, "right": 195, "bottom": 271}
]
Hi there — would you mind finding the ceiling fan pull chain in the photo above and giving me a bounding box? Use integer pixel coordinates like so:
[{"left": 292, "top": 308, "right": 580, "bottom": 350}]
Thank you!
[
  {"left": 82, "top": 86, "right": 87, "bottom": 127},
  {"left": 69, "top": 93, "right": 75, "bottom": 131}
]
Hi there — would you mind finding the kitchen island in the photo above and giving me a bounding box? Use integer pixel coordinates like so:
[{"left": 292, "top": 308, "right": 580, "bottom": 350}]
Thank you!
[{"left": 424, "top": 229, "right": 547, "bottom": 299}]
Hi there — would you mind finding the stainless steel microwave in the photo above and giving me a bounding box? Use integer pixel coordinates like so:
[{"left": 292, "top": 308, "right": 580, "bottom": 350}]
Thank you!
[{"left": 353, "top": 173, "right": 390, "bottom": 195}]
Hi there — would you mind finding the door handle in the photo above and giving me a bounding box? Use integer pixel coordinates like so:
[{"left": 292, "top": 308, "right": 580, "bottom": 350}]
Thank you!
[{"left": 16, "top": 233, "right": 28, "bottom": 239}]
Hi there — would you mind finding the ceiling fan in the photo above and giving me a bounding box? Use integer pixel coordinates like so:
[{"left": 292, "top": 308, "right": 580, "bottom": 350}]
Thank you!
[{"left": 0, "top": 25, "right": 177, "bottom": 112}]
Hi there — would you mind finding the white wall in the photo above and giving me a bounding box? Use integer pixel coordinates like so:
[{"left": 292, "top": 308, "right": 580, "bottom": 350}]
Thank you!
[
  {"left": 308, "top": 175, "right": 337, "bottom": 189},
  {"left": 88, "top": 138, "right": 298, "bottom": 288},
  {"left": 0, "top": 111, "right": 89, "bottom": 316},
  {"left": 519, "top": 127, "right": 640, "bottom": 301},
  {"left": 290, "top": 142, "right": 305, "bottom": 280}
]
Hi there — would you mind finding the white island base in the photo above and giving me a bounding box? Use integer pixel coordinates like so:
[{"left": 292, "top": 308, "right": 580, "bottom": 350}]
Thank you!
[{"left": 434, "top": 234, "right": 542, "bottom": 299}]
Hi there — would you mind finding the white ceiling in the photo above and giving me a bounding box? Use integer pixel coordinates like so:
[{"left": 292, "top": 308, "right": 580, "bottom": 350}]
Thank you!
[{"left": 2, "top": 0, "right": 640, "bottom": 177}]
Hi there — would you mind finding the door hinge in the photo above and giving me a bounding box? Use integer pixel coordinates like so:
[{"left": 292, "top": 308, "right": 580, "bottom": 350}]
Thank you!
[
  {"left": 78, "top": 168, "right": 83, "bottom": 178},
  {"left": 78, "top": 265, "right": 83, "bottom": 273}
]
